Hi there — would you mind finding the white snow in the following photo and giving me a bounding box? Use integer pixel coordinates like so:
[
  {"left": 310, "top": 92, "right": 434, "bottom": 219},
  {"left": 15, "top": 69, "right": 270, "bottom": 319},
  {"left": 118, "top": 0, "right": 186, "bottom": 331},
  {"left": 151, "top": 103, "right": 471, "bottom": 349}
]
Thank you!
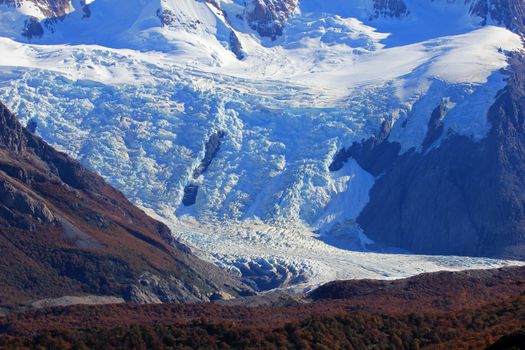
[
  {"left": 165, "top": 217, "right": 522, "bottom": 290},
  {"left": 314, "top": 159, "right": 375, "bottom": 234},
  {"left": 0, "top": 0, "right": 523, "bottom": 289}
]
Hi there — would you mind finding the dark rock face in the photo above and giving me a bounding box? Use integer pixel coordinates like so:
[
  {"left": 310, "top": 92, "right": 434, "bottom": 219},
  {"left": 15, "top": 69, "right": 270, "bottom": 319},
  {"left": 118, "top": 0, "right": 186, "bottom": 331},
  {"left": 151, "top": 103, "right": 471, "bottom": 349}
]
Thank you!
[
  {"left": 182, "top": 131, "right": 225, "bottom": 207},
  {"left": 157, "top": 8, "right": 177, "bottom": 27},
  {"left": 471, "top": 0, "right": 525, "bottom": 33},
  {"left": 229, "top": 31, "right": 245, "bottom": 60},
  {"left": 245, "top": 0, "right": 297, "bottom": 40},
  {"left": 0, "top": 0, "right": 71, "bottom": 18},
  {"left": 372, "top": 0, "right": 409, "bottom": 19},
  {"left": 182, "top": 184, "right": 199, "bottom": 207},
  {"left": 0, "top": 102, "right": 252, "bottom": 308},
  {"left": 1, "top": 0, "right": 93, "bottom": 38},
  {"left": 370, "top": 0, "right": 525, "bottom": 35},
  {"left": 422, "top": 100, "right": 447, "bottom": 151},
  {"left": 329, "top": 121, "right": 400, "bottom": 176},
  {"left": 330, "top": 0, "right": 525, "bottom": 259},
  {"left": 356, "top": 54, "right": 525, "bottom": 259},
  {"left": 21, "top": 16, "right": 44, "bottom": 38},
  {"left": 26, "top": 118, "right": 37, "bottom": 134},
  {"left": 0, "top": 0, "right": 68, "bottom": 39},
  {"left": 80, "top": 0, "right": 91, "bottom": 19},
  {"left": 0, "top": 103, "right": 25, "bottom": 153},
  {"left": 0, "top": 180, "right": 55, "bottom": 225},
  {"left": 193, "top": 131, "right": 225, "bottom": 179}
]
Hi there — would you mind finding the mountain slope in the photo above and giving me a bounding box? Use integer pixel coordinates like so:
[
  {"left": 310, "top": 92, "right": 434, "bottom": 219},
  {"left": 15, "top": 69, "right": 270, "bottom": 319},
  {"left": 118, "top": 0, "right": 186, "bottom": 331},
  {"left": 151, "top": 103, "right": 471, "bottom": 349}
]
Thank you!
[
  {"left": 0, "top": 0, "right": 524, "bottom": 289},
  {"left": 352, "top": 54, "right": 525, "bottom": 259},
  {"left": 0, "top": 101, "right": 252, "bottom": 309}
]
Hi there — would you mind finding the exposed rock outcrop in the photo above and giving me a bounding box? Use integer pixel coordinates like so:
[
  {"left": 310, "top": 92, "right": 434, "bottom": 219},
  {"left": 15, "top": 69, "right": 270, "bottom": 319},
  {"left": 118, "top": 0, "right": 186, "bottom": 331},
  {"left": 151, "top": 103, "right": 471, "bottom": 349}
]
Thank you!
[
  {"left": 354, "top": 53, "right": 525, "bottom": 259},
  {"left": 25, "top": 118, "right": 37, "bottom": 134},
  {"left": 229, "top": 30, "right": 245, "bottom": 60},
  {"left": 156, "top": 8, "right": 177, "bottom": 28},
  {"left": 21, "top": 16, "right": 44, "bottom": 38},
  {"left": 471, "top": 0, "right": 525, "bottom": 33},
  {"left": 1, "top": 0, "right": 89, "bottom": 39},
  {"left": 0, "top": 0, "right": 72, "bottom": 18},
  {"left": 5, "top": 0, "right": 524, "bottom": 45},
  {"left": 371, "top": 0, "right": 409, "bottom": 19},
  {"left": 182, "top": 184, "right": 199, "bottom": 207},
  {"left": 421, "top": 99, "right": 450, "bottom": 151},
  {"left": 0, "top": 179, "right": 55, "bottom": 224},
  {"left": 183, "top": 131, "right": 225, "bottom": 207},
  {"left": 192, "top": 131, "right": 225, "bottom": 179},
  {"left": 370, "top": 0, "right": 525, "bottom": 35},
  {"left": 329, "top": 121, "right": 400, "bottom": 176},
  {"left": 245, "top": 0, "right": 298, "bottom": 40}
]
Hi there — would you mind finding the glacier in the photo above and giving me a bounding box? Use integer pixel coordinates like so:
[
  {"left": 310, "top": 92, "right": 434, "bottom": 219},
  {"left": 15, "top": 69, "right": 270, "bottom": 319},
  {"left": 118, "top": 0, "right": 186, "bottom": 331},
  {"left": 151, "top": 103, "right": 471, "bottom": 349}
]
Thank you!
[{"left": 0, "top": 0, "right": 523, "bottom": 289}]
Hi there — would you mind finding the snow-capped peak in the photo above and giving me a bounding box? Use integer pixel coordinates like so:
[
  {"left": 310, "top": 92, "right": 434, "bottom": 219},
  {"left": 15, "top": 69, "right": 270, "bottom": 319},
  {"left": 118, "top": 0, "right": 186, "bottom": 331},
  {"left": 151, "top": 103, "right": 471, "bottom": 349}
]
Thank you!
[{"left": 2, "top": 0, "right": 519, "bottom": 46}]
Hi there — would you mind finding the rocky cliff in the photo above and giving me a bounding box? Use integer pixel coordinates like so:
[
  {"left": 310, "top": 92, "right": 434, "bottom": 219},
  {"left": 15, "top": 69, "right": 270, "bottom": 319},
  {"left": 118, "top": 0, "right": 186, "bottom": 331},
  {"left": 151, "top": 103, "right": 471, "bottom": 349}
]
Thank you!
[
  {"left": 4, "top": 0, "right": 523, "bottom": 43},
  {"left": 341, "top": 53, "right": 525, "bottom": 260},
  {"left": 0, "top": 101, "right": 252, "bottom": 310},
  {"left": 371, "top": 0, "right": 409, "bottom": 19},
  {"left": 0, "top": 0, "right": 92, "bottom": 38},
  {"left": 0, "top": 0, "right": 72, "bottom": 18},
  {"left": 244, "top": 0, "right": 298, "bottom": 40},
  {"left": 316, "top": 0, "right": 525, "bottom": 260}
]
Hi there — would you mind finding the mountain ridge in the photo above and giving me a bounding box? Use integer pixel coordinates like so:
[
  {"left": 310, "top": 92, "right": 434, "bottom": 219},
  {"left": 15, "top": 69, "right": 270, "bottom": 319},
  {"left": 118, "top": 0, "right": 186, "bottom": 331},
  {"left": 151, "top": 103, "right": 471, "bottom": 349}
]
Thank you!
[
  {"left": 2, "top": 0, "right": 524, "bottom": 47},
  {"left": 350, "top": 52, "right": 525, "bottom": 260}
]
